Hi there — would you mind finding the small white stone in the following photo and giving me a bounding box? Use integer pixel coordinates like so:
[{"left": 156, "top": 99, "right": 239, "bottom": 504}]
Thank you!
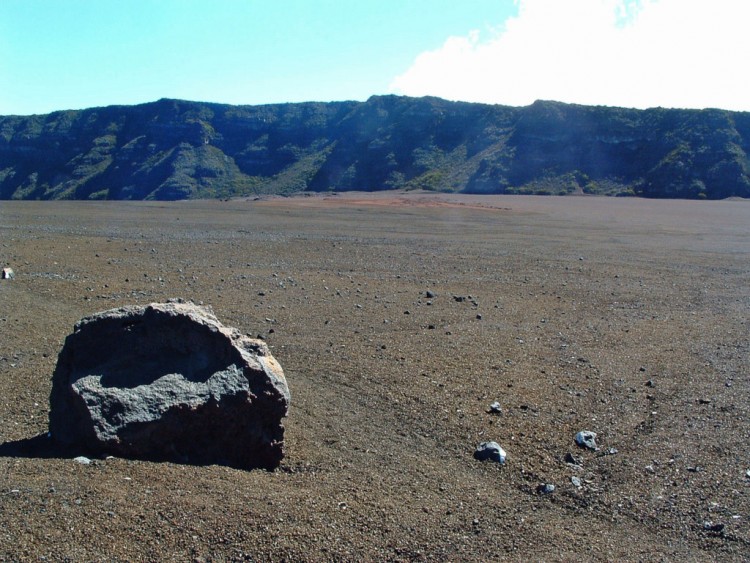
[{"left": 73, "top": 456, "right": 92, "bottom": 465}]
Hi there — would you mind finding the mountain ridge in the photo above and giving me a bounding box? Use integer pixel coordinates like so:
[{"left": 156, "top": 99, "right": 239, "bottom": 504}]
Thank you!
[{"left": 1, "top": 95, "right": 748, "bottom": 200}]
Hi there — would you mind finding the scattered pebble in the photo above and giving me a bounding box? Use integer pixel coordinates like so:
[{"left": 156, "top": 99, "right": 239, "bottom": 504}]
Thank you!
[
  {"left": 73, "top": 456, "right": 92, "bottom": 465},
  {"left": 1, "top": 267, "right": 14, "bottom": 280},
  {"left": 571, "top": 476, "right": 582, "bottom": 488},
  {"left": 425, "top": 290, "right": 436, "bottom": 298},
  {"left": 703, "top": 521, "right": 725, "bottom": 533},
  {"left": 575, "top": 431, "right": 598, "bottom": 450},
  {"left": 564, "top": 452, "right": 582, "bottom": 466},
  {"left": 488, "top": 401, "right": 502, "bottom": 414},
  {"left": 537, "top": 483, "right": 555, "bottom": 495},
  {"left": 474, "top": 441, "right": 506, "bottom": 464}
]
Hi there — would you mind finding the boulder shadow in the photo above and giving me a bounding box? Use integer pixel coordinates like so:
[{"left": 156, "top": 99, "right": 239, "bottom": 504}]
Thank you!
[
  {"left": 0, "top": 433, "right": 279, "bottom": 471},
  {"left": 0, "top": 433, "right": 70, "bottom": 459}
]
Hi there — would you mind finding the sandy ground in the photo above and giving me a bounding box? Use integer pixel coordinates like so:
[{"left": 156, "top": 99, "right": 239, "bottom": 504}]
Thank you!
[{"left": 0, "top": 192, "right": 749, "bottom": 561}]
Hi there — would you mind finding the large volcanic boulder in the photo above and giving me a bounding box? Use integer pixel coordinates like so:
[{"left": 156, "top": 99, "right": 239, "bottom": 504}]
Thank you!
[{"left": 49, "top": 302, "right": 290, "bottom": 470}]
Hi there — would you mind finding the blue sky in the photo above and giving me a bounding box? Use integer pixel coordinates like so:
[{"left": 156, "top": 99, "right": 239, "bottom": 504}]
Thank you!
[
  {"left": 0, "top": 0, "right": 516, "bottom": 114},
  {"left": 1, "top": 0, "right": 748, "bottom": 115}
]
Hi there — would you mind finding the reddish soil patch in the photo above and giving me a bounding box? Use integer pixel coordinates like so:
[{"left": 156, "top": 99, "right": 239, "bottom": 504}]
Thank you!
[{"left": 258, "top": 192, "right": 513, "bottom": 211}]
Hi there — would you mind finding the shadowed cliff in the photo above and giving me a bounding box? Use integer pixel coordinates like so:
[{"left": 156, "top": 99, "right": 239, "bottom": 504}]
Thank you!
[{"left": 1, "top": 96, "right": 748, "bottom": 200}]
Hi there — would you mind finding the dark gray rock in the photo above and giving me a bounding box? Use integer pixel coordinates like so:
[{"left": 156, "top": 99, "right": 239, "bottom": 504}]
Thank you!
[
  {"left": 537, "top": 483, "right": 555, "bottom": 495},
  {"left": 474, "top": 441, "right": 506, "bottom": 464},
  {"left": 49, "top": 302, "right": 290, "bottom": 470},
  {"left": 703, "top": 522, "right": 725, "bottom": 534}
]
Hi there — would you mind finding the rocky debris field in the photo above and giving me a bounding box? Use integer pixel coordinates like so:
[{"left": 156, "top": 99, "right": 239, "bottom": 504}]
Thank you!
[{"left": 0, "top": 192, "right": 749, "bottom": 561}]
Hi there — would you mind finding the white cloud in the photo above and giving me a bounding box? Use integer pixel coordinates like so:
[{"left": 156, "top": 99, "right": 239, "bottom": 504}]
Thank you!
[{"left": 389, "top": 0, "right": 750, "bottom": 111}]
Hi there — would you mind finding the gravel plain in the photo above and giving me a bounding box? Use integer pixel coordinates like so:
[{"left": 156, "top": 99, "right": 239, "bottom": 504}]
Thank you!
[{"left": 0, "top": 192, "right": 749, "bottom": 561}]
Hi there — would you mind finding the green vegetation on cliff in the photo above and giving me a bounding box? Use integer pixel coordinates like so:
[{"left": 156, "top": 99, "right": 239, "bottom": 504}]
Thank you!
[{"left": 1, "top": 96, "right": 748, "bottom": 200}]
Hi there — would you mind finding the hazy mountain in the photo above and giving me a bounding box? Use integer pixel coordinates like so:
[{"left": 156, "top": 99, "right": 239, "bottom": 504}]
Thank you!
[{"left": 1, "top": 96, "right": 748, "bottom": 200}]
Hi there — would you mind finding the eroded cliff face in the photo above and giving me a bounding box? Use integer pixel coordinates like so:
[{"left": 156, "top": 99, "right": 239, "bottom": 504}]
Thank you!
[{"left": 1, "top": 96, "right": 748, "bottom": 200}]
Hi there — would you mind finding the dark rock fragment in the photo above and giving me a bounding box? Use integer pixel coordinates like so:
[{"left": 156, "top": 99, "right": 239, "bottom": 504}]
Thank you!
[
  {"left": 575, "top": 430, "right": 598, "bottom": 450},
  {"left": 537, "top": 483, "right": 555, "bottom": 495},
  {"left": 564, "top": 452, "right": 582, "bottom": 466},
  {"left": 474, "top": 441, "right": 506, "bottom": 464},
  {"left": 703, "top": 522, "right": 725, "bottom": 534}
]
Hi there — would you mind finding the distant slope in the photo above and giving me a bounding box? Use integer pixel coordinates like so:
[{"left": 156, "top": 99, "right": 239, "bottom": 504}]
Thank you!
[{"left": 1, "top": 96, "right": 749, "bottom": 200}]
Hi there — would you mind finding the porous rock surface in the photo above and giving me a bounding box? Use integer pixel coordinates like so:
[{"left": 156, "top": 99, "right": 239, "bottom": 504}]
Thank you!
[{"left": 49, "top": 301, "right": 290, "bottom": 469}]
